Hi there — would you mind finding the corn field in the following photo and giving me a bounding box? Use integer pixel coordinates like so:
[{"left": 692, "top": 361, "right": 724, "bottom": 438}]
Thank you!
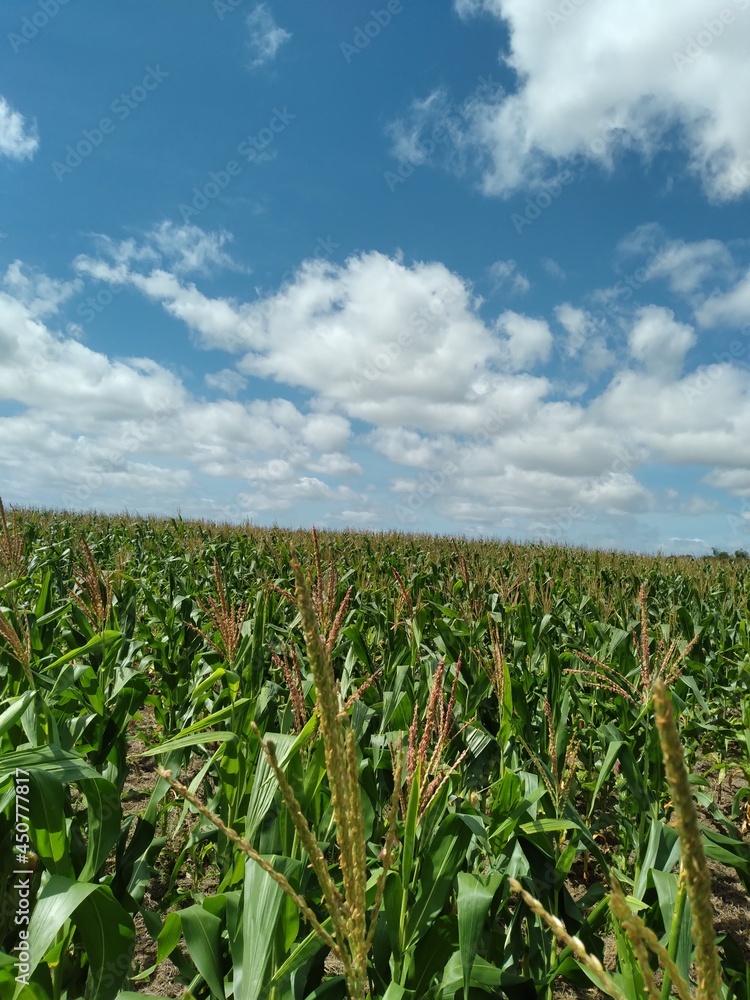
[{"left": 1, "top": 502, "right": 749, "bottom": 999}]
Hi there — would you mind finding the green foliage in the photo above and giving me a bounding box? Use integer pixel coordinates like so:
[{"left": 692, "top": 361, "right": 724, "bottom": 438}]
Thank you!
[{"left": 0, "top": 505, "right": 748, "bottom": 998}]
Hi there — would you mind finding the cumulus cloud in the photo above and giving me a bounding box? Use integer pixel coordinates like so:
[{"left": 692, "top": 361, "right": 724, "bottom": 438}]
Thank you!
[
  {"left": 614, "top": 225, "right": 738, "bottom": 300},
  {"left": 702, "top": 468, "right": 750, "bottom": 497},
  {"left": 627, "top": 306, "right": 697, "bottom": 379},
  {"left": 204, "top": 369, "right": 247, "bottom": 396},
  {"left": 2, "top": 262, "right": 81, "bottom": 318},
  {"left": 554, "top": 303, "right": 614, "bottom": 375},
  {"left": 38, "top": 224, "right": 750, "bottom": 547},
  {"left": 0, "top": 97, "right": 39, "bottom": 160},
  {"left": 495, "top": 310, "right": 552, "bottom": 370},
  {"left": 246, "top": 4, "right": 291, "bottom": 69},
  {"left": 0, "top": 260, "right": 363, "bottom": 518},
  {"left": 443, "top": 0, "right": 750, "bottom": 200},
  {"left": 646, "top": 238, "right": 736, "bottom": 296},
  {"left": 78, "top": 240, "right": 524, "bottom": 431},
  {"left": 695, "top": 268, "right": 750, "bottom": 328}
]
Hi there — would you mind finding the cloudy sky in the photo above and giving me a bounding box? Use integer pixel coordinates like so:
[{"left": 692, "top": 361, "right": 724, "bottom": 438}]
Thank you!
[{"left": 1, "top": 0, "right": 750, "bottom": 553}]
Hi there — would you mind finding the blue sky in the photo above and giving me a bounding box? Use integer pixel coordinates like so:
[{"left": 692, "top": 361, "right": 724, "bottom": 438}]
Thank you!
[{"left": 1, "top": 0, "right": 750, "bottom": 553}]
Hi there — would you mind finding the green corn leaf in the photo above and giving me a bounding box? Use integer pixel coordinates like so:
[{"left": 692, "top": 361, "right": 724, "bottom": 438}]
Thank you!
[
  {"left": 439, "top": 950, "right": 504, "bottom": 995},
  {"left": 46, "top": 631, "right": 122, "bottom": 671},
  {"left": 498, "top": 648, "right": 513, "bottom": 750},
  {"left": 156, "top": 912, "right": 183, "bottom": 965},
  {"left": 245, "top": 731, "right": 298, "bottom": 842},
  {"left": 519, "top": 819, "right": 577, "bottom": 835},
  {"left": 0, "top": 745, "right": 102, "bottom": 787},
  {"left": 190, "top": 666, "right": 226, "bottom": 700},
  {"left": 381, "top": 986, "right": 415, "bottom": 999},
  {"left": 405, "top": 814, "right": 473, "bottom": 949},
  {"left": 633, "top": 818, "right": 680, "bottom": 900},
  {"left": 136, "top": 730, "right": 236, "bottom": 755},
  {"left": 456, "top": 872, "right": 502, "bottom": 999},
  {"left": 21, "top": 875, "right": 134, "bottom": 1000},
  {"left": 27, "top": 769, "right": 73, "bottom": 877},
  {"left": 179, "top": 904, "right": 225, "bottom": 1000},
  {"left": 0, "top": 691, "right": 35, "bottom": 738},
  {"left": 78, "top": 776, "right": 121, "bottom": 881},
  {"left": 77, "top": 885, "right": 136, "bottom": 1000},
  {"left": 147, "top": 700, "right": 251, "bottom": 745},
  {"left": 651, "top": 869, "right": 692, "bottom": 992},
  {"left": 402, "top": 759, "right": 421, "bottom": 891},
  {"left": 266, "top": 919, "right": 331, "bottom": 988},
  {"left": 235, "top": 855, "right": 300, "bottom": 1000},
  {"left": 587, "top": 739, "right": 623, "bottom": 821}
]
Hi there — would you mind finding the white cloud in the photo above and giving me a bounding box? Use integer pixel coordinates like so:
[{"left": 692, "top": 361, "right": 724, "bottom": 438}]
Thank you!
[
  {"left": 554, "top": 303, "right": 614, "bottom": 376},
  {"left": 646, "top": 237, "right": 736, "bottom": 296},
  {"left": 204, "top": 369, "right": 247, "bottom": 395},
  {"left": 446, "top": 0, "right": 750, "bottom": 200},
  {"left": 0, "top": 97, "right": 38, "bottom": 160},
  {"left": 595, "top": 364, "right": 750, "bottom": 468},
  {"left": 695, "top": 267, "right": 750, "bottom": 328},
  {"left": 246, "top": 4, "right": 291, "bottom": 69},
  {"left": 385, "top": 77, "right": 499, "bottom": 177},
  {"left": 0, "top": 263, "right": 364, "bottom": 519},
  {"left": 555, "top": 303, "right": 589, "bottom": 355},
  {"left": 627, "top": 305, "right": 697, "bottom": 379},
  {"left": 702, "top": 468, "right": 750, "bottom": 497},
  {"left": 489, "top": 259, "right": 530, "bottom": 294},
  {"left": 41, "top": 227, "right": 750, "bottom": 548},
  {"left": 496, "top": 310, "right": 552, "bottom": 370},
  {"left": 614, "top": 225, "right": 738, "bottom": 301},
  {"left": 454, "top": 0, "right": 505, "bottom": 19},
  {"left": 148, "top": 222, "right": 243, "bottom": 275},
  {"left": 79, "top": 241, "right": 524, "bottom": 432},
  {"left": 0, "top": 290, "right": 186, "bottom": 426},
  {"left": 2, "top": 262, "right": 81, "bottom": 318},
  {"left": 337, "top": 509, "right": 378, "bottom": 525}
]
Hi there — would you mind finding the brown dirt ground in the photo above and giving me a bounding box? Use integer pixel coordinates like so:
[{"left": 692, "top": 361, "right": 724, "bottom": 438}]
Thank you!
[
  {"left": 125, "top": 705, "right": 217, "bottom": 997},
  {"left": 696, "top": 761, "right": 750, "bottom": 963}
]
